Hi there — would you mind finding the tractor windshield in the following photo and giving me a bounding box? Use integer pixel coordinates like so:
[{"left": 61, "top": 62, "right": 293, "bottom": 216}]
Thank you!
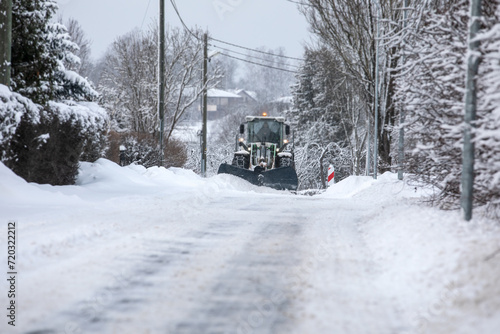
[{"left": 247, "top": 119, "right": 282, "bottom": 144}]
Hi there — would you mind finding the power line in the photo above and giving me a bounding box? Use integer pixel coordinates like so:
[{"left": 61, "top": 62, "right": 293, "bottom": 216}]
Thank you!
[
  {"left": 140, "top": 0, "right": 153, "bottom": 30},
  {"left": 168, "top": 0, "right": 303, "bottom": 72},
  {"left": 210, "top": 37, "right": 304, "bottom": 61},
  {"left": 209, "top": 43, "right": 300, "bottom": 69},
  {"left": 219, "top": 53, "right": 299, "bottom": 74},
  {"left": 169, "top": 0, "right": 304, "bottom": 62},
  {"left": 169, "top": 0, "right": 201, "bottom": 40}
]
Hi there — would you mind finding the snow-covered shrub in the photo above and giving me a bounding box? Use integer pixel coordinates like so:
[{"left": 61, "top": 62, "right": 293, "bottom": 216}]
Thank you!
[
  {"left": 49, "top": 101, "right": 108, "bottom": 162},
  {"left": 5, "top": 101, "right": 108, "bottom": 185},
  {"left": 0, "top": 85, "right": 40, "bottom": 160},
  {"left": 106, "top": 131, "right": 187, "bottom": 169},
  {"left": 295, "top": 141, "right": 352, "bottom": 190}
]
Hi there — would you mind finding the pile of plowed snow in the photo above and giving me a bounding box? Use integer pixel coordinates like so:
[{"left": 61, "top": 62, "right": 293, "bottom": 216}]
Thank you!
[{"left": 322, "top": 171, "right": 435, "bottom": 201}]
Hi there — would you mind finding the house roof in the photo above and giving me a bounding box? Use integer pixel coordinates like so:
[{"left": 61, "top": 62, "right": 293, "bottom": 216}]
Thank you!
[
  {"left": 208, "top": 89, "right": 242, "bottom": 98},
  {"left": 272, "top": 96, "right": 293, "bottom": 104},
  {"left": 232, "top": 89, "right": 258, "bottom": 101}
]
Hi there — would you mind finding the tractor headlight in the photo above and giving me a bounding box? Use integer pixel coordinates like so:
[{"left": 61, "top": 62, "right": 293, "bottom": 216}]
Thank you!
[
  {"left": 283, "top": 139, "right": 289, "bottom": 144},
  {"left": 239, "top": 137, "right": 245, "bottom": 142}
]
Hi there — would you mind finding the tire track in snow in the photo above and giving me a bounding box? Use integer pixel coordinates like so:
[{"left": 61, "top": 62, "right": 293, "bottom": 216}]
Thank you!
[{"left": 172, "top": 209, "right": 307, "bottom": 334}]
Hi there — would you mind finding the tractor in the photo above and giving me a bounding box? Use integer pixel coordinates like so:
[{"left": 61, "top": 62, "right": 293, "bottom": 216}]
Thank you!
[{"left": 217, "top": 114, "right": 298, "bottom": 191}]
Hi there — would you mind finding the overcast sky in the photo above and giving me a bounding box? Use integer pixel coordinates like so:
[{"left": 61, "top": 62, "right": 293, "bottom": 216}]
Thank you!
[{"left": 56, "top": 0, "right": 311, "bottom": 60}]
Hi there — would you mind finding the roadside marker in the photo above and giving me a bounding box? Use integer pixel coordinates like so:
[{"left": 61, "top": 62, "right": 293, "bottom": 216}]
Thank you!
[{"left": 328, "top": 165, "right": 335, "bottom": 186}]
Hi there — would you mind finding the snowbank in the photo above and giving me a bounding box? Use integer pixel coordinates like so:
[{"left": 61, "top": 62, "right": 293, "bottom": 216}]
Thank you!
[
  {"left": 322, "top": 171, "right": 434, "bottom": 200},
  {"left": 314, "top": 172, "right": 500, "bottom": 333},
  {"left": 322, "top": 174, "right": 375, "bottom": 198}
]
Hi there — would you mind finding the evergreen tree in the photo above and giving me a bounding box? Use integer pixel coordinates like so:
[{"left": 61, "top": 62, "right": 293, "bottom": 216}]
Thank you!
[
  {"left": 11, "top": 0, "right": 96, "bottom": 104},
  {"left": 1, "top": 0, "right": 107, "bottom": 185}
]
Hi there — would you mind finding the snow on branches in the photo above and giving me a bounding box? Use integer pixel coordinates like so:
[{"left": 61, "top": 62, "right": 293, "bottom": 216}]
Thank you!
[{"left": 395, "top": 0, "right": 500, "bottom": 209}]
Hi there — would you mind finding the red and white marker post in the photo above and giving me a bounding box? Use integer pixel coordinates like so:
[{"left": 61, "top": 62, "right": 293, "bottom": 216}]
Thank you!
[{"left": 328, "top": 165, "right": 335, "bottom": 186}]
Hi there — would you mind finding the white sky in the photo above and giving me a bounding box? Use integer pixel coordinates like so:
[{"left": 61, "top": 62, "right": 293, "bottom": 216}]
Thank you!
[{"left": 56, "top": 0, "right": 311, "bottom": 60}]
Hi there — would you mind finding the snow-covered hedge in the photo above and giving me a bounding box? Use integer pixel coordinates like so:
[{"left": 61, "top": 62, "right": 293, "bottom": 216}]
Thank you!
[
  {"left": 0, "top": 85, "right": 40, "bottom": 158},
  {"left": 0, "top": 86, "right": 109, "bottom": 185}
]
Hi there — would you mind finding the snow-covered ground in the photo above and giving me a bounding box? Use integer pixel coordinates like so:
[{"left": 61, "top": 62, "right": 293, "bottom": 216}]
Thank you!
[{"left": 0, "top": 159, "right": 499, "bottom": 334}]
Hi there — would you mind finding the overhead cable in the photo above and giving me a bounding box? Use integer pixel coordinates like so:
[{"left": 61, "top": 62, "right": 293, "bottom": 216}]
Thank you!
[
  {"left": 210, "top": 37, "right": 304, "bottom": 61},
  {"left": 169, "top": 0, "right": 201, "bottom": 40},
  {"left": 209, "top": 43, "right": 300, "bottom": 70},
  {"left": 220, "top": 53, "right": 299, "bottom": 74},
  {"left": 168, "top": 0, "right": 302, "bottom": 72},
  {"left": 141, "top": 0, "right": 153, "bottom": 30}
]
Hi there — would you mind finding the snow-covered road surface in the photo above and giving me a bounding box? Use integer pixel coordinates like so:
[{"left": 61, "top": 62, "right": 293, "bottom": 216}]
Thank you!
[{"left": 1, "top": 159, "right": 499, "bottom": 334}]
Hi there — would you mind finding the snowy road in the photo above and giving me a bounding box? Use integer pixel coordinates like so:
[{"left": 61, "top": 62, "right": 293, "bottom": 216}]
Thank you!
[
  {"left": 1, "top": 159, "right": 499, "bottom": 334},
  {"left": 21, "top": 190, "right": 396, "bottom": 334}
]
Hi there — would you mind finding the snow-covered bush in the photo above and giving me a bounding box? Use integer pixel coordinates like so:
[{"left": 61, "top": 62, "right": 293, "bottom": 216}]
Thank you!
[
  {"left": 3, "top": 101, "right": 108, "bottom": 185},
  {"left": 106, "top": 131, "right": 187, "bottom": 169},
  {"left": 0, "top": 85, "right": 40, "bottom": 160}
]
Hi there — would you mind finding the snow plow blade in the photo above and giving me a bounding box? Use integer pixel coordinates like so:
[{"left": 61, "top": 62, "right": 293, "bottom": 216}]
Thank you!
[
  {"left": 217, "top": 164, "right": 298, "bottom": 191},
  {"left": 260, "top": 166, "right": 298, "bottom": 191}
]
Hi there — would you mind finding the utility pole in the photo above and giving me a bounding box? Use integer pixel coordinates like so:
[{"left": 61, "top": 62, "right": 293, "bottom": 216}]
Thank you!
[
  {"left": 373, "top": 0, "right": 380, "bottom": 180},
  {"left": 201, "top": 33, "right": 208, "bottom": 177},
  {"left": 365, "top": 118, "right": 371, "bottom": 176},
  {"left": 461, "top": 0, "right": 482, "bottom": 221},
  {"left": 158, "top": 0, "right": 165, "bottom": 167},
  {"left": 398, "top": 0, "right": 409, "bottom": 181},
  {"left": 0, "top": 0, "right": 12, "bottom": 87}
]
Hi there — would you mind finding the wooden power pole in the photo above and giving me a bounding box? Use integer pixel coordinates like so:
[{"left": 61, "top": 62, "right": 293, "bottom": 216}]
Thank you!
[
  {"left": 201, "top": 33, "right": 208, "bottom": 177},
  {"left": 158, "top": 0, "right": 166, "bottom": 167},
  {"left": 0, "top": 0, "right": 12, "bottom": 87}
]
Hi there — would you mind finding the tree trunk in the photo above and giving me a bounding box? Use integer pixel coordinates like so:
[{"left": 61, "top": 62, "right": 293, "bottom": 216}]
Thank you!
[{"left": 0, "top": 0, "right": 12, "bottom": 86}]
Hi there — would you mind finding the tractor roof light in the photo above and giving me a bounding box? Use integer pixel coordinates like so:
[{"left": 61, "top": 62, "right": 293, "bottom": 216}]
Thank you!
[{"left": 262, "top": 112, "right": 268, "bottom": 117}]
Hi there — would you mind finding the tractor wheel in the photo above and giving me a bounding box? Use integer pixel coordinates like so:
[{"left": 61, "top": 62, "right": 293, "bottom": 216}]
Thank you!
[
  {"left": 231, "top": 155, "right": 249, "bottom": 169},
  {"left": 279, "top": 157, "right": 292, "bottom": 168}
]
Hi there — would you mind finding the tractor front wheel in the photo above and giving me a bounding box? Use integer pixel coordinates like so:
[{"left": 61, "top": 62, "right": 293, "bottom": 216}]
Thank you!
[{"left": 231, "top": 154, "right": 250, "bottom": 169}]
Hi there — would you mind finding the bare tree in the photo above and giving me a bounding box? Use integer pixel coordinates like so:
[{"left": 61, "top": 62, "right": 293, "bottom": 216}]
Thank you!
[
  {"left": 100, "top": 26, "right": 221, "bottom": 146},
  {"left": 300, "top": 0, "right": 407, "bottom": 171}
]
